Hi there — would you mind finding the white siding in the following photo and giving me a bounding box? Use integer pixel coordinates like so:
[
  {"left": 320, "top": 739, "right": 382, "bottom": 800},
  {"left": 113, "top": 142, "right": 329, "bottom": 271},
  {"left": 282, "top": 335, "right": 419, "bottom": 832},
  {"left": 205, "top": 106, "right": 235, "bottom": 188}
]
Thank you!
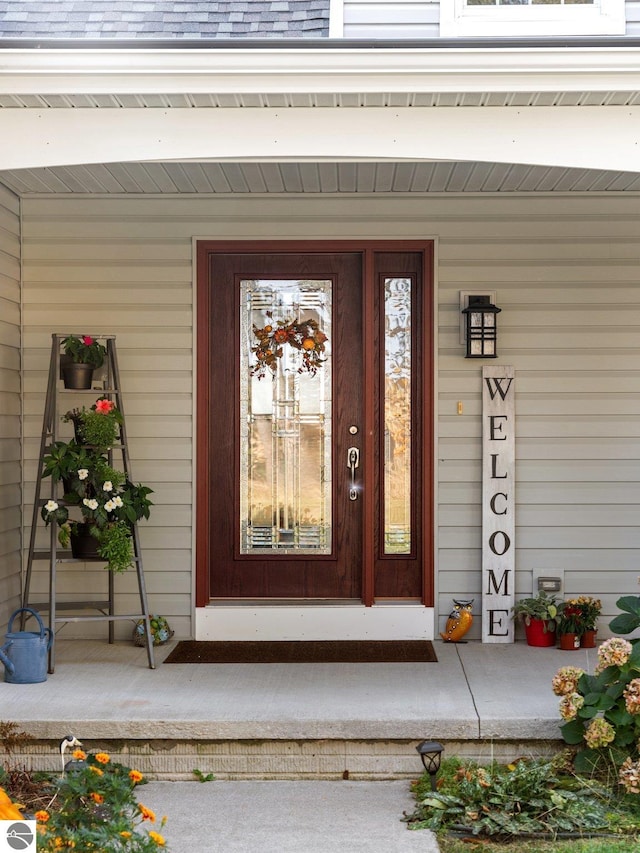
[
  {"left": 0, "top": 184, "right": 21, "bottom": 633},
  {"left": 342, "top": 0, "right": 439, "bottom": 38},
  {"left": 341, "top": 1, "right": 638, "bottom": 37},
  {"left": 21, "top": 192, "right": 640, "bottom": 641}
]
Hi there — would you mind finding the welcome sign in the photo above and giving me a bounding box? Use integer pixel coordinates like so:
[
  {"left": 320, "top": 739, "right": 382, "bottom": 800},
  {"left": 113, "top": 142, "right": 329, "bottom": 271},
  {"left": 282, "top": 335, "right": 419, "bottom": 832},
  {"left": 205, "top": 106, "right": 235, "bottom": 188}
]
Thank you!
[{"left": 482, "top": 366, "right": 515, "bottom": 643}]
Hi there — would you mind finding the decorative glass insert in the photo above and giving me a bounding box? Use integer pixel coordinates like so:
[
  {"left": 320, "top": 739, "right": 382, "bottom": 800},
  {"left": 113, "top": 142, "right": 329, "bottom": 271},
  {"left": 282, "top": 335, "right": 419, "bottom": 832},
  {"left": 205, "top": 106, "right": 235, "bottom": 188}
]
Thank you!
[
  {"left": 383, "top": 277, "right": 412, "bottom": 555},
  {"left": 240, "top": 279, "right": 332, "bottom": 554}
]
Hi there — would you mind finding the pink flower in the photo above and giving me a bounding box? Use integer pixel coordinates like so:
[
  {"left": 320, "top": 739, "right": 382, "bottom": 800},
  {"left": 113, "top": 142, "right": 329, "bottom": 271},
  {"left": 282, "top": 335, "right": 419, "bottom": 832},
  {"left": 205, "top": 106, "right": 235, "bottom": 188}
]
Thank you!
[
  {"left": 94, "top": 399, "right": 115, "bottom": 415},
  {"left": 82, "top": 335, "right": 94, "bottom": 346}
]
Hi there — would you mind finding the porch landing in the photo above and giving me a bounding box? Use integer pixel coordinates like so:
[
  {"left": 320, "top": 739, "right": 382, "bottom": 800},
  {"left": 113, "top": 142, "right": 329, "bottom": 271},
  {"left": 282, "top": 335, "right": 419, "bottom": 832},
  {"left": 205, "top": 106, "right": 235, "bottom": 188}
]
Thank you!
[{"left": 1, "top": 639, "right": 595, "bottom": 780}]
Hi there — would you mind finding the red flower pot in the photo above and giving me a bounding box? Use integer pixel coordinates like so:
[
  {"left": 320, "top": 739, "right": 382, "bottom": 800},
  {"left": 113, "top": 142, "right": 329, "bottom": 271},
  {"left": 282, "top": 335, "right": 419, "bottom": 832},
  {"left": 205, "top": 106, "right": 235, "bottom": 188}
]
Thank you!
[
  {"left": 580, "top": 629, "right": 598, "bottom": 648},
  {"left": 559, "top": 633, "right": 581, "bottom": 651},
  {"left": 524, "top": 618, "right": 556, "bottom": 647}
]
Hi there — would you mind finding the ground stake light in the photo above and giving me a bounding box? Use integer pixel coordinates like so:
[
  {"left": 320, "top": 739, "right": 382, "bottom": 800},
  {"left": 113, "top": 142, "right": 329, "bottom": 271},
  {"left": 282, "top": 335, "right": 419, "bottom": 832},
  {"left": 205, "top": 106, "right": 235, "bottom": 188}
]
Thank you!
[
  {"left": 461, "top": 294, "right": 501, "bottom": 358},
  {"left": 416, "top": 740, "right": 444, "bottom": 791}
]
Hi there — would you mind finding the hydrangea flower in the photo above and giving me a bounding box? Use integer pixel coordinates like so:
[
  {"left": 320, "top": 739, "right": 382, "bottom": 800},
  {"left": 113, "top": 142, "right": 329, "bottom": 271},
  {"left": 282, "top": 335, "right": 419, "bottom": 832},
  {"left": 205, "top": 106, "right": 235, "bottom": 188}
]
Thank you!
[
  {"left": 559, "top": 692, "right": 584, "bottom": 721},
  {"left": 624, "top": 679, "right": 640, "bottom": 715},
  {"left": 584, "top": 717, "right": 616, "bottom": 749},
  {"left": 595, "top": 637, "right": 633, "bottom": 674},
  {"left": 552, "top": 666, "right": 585, "bottom": 696},
  {"left": 619, "top": 757, "right": 640, "bottom": 794}
]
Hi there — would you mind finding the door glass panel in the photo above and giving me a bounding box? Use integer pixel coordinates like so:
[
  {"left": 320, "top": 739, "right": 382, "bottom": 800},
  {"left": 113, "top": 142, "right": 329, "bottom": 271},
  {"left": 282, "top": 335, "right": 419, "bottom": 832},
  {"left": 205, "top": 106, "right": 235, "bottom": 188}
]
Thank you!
[
  {"left": 384, "top": 277, "right": 412, "bottom": 555},
  {"left": 240, "top": 279, "right": 332, "bottom": 554}
]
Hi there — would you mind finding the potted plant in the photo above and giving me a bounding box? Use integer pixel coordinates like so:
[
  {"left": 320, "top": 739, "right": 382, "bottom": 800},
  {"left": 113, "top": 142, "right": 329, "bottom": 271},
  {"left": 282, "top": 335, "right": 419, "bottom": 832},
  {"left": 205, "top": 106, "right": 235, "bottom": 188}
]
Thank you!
[
  {"left": 41, "top": 459, "right": 153, "bottom": 573},
  {"left": 60, "top": 335, "right": 107, "bottom": 389},
  {"left": 574, "top": 595, "right": 602, "bottom": 648},
  {"left": 512, "top": 591, "right": 560, "bottom": 647},
  {"left": 556, "top": 600, "right": 584, "bottom": 650},
  {"left": 63, "top": 398, "right": 123, "bottom": 451}
]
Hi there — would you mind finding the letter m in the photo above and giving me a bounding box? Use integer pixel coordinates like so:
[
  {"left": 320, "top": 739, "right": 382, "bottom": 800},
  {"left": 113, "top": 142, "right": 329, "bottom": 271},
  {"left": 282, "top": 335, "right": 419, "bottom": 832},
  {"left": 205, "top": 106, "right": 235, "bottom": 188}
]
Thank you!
[{"left": 486, "top": 569, "right": 510, "bottom": 596}]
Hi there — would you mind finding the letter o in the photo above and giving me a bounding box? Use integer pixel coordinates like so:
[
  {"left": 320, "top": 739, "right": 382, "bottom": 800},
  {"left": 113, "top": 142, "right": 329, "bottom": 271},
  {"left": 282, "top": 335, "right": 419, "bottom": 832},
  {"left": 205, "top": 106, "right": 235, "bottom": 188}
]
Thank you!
[{"left": 489, "top": 530, "right": 511, "bottom": 556}]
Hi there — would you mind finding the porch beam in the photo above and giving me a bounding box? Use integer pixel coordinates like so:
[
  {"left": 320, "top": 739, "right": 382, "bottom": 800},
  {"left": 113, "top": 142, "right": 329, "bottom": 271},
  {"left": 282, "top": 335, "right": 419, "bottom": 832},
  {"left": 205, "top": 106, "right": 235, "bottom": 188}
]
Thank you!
[{"left": 1, "top": 105, "right": 639, "bottom": 174}]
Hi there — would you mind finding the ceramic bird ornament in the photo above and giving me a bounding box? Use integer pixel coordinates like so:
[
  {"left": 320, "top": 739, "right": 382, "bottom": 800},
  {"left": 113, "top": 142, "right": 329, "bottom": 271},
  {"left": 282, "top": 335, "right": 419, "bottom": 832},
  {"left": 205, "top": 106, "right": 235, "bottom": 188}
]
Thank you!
[
  {"left": 59, "top": 734, "right": 84, "bottom": 774},
  {"left": 440, "top": 599, "right": 474, "bottom": 642}
]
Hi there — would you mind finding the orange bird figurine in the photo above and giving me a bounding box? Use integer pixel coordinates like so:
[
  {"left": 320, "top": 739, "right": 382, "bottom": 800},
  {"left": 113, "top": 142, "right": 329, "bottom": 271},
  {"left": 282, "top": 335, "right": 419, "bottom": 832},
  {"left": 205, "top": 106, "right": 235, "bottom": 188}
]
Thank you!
[{"left": 440, "top": 599, "right": 474, "bottom": 642}]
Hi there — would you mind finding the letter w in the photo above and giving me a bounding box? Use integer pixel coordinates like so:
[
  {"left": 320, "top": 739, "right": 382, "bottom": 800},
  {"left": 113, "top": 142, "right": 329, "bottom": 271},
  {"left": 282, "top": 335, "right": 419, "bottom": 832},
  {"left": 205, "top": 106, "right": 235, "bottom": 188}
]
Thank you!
[{"left": 485, "top": 377, "right": 513, "bottom": 401}]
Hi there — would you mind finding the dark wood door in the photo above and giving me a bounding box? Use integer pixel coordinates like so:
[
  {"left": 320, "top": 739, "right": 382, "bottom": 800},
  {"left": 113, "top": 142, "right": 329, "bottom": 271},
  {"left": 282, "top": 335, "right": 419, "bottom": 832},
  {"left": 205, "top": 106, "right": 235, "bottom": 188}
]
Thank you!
[
  {"left": 207, "top": 251, "right": 364, "bottom": 599},
  {"left": 196, "top": 242, "right": 433, "bottom": 606}
]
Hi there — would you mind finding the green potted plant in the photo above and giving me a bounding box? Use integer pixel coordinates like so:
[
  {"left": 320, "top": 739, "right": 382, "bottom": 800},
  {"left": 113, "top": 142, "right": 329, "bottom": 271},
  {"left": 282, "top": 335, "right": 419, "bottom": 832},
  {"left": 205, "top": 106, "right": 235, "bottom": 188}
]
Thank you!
[
  {"left": 575, "top": 595, "right": 602, "bottom": 648},
  {"left": 512, "top": 591, "right": 560, "bottom": 647},
  {"left": 63, "top": 398, "right": 123, "bottom": 451},
  {"left": 41, "top": 459, "right": 153, "bottom": 573},
  {"left": 60, "top": 334, "right": 107, "bottom": 389},
  {"left": 556, "top": 599, "right": 584, "bottom": 650}
]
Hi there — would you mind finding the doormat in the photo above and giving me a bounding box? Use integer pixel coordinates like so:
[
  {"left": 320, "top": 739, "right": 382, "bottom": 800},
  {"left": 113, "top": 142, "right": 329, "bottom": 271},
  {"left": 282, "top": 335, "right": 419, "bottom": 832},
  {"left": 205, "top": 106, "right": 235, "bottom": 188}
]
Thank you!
[{"left": 163, "top": 640, "right": 437, "bottom": 664}]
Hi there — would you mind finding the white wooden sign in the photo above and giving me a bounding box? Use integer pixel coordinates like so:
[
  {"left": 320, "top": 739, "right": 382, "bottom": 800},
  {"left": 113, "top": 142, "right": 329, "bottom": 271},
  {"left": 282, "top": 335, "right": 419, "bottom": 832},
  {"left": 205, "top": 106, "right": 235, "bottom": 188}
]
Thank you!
[{"left": 482, "top": 365, "right": 515, "bottom": 643}]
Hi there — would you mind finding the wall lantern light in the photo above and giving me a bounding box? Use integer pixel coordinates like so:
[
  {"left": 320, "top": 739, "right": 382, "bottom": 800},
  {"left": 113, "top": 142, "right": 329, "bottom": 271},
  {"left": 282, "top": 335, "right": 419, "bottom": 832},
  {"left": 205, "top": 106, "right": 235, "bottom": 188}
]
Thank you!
[
  {"left": 416, "top": 740, "right": 444, "bottom": 791},
  {"left": 461, "top": 294, "right": 501, "bottom": 359}
]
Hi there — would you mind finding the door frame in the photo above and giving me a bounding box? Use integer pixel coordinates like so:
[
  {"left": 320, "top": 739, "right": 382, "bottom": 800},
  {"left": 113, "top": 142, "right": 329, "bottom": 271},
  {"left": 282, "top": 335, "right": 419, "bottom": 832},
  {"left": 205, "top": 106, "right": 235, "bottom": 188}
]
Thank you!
[{"left": 195, "top": 239, "right": 434, "bottom": 609}]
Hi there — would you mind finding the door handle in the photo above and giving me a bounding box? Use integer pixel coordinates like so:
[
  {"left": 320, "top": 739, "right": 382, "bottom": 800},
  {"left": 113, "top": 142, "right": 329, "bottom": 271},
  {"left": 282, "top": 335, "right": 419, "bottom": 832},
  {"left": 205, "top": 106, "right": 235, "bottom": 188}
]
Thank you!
[{"left": 347, "top": 446, "right": 359, "bottom": 501}]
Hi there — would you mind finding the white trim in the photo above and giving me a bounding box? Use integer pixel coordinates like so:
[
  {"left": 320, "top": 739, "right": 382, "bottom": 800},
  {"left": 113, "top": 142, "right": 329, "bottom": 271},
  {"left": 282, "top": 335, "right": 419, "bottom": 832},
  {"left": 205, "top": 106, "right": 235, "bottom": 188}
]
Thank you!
[
  {"left": 1, "top": 45, "right": 640, "bottom": 96},
  {"left": 441, "top": 0, "right": 626, "bottom": 38},
  {"left": 328, "top": 0, "right": 344, "bottom": 38},
  {"left": 195, "top": 604, "right": 434, "bottom": 640}
]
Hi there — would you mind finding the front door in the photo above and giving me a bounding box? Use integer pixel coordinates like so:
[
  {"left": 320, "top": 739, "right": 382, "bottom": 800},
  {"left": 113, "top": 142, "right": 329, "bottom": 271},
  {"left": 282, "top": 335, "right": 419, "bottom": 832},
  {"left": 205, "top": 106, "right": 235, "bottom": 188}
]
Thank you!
[{"left": 196, "top": 241, "right": 433, "bottom": 605}]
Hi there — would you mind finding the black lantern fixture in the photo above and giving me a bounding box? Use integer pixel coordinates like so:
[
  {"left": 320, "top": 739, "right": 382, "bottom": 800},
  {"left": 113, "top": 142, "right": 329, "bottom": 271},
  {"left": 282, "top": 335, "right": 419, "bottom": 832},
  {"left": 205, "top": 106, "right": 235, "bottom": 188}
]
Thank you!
[
  {"left": 416, "top": 740, "right": 444, "bottom": 791},
  {"left": 462, "top": 295, "right": 501, "bottom": 358}
]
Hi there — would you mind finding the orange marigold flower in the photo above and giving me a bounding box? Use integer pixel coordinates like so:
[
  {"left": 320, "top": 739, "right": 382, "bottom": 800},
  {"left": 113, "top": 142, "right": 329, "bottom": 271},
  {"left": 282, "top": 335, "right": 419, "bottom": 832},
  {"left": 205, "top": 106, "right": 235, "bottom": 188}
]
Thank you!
[
  {"left": 148, "top": 831, "right": 166, "bottom": 846},
  {"left": 138, "top": 803, "right": 156, "bottom": 822},
  {"left": 129, "top": 769, "right": 144, "bottom": 783},
  {"left": 35, "top": 810, "right": 50, "bottom": 823},
  {"left": 302, "top": 337, "right": 315, "bottom": 350},
  {"left": 120, "top": 832, "right": 132, "bottom": 839},
  {"left": 94, "top": 752, "right": 110, "bottom": 764},
  {"left": 89, "top": 766, "right": 103, "bottom": 776},
  {"left": 90, "top": 792, "right": 104, "bottom": 804},
  {"left": 72, "top": 749, "right": 87, "bottom": 761},
  {"left": 54, "top": 838, "right": 64, "bottom": 849}
]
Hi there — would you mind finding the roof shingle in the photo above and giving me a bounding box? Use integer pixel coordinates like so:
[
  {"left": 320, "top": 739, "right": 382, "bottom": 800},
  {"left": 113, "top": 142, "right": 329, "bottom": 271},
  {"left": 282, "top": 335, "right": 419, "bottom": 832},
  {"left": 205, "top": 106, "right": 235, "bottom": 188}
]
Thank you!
[{"left": 0, "top": 0, "right": 330, "bottom": 39}]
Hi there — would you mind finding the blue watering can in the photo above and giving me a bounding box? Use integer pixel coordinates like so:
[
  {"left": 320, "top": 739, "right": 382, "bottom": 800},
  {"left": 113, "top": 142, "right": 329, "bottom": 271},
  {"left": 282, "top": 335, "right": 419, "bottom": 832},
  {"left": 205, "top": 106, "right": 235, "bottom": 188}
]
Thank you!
[{"left": 0, "top": 607, "right": 53, "bottom": 683}]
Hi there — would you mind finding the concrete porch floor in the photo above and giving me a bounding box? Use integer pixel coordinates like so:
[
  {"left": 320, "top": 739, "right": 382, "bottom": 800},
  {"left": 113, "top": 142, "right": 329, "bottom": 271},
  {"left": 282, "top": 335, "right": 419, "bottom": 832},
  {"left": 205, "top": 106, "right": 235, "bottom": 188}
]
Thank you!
[{"left": 0, "top": 637, "right": 597, "bottom": 781}]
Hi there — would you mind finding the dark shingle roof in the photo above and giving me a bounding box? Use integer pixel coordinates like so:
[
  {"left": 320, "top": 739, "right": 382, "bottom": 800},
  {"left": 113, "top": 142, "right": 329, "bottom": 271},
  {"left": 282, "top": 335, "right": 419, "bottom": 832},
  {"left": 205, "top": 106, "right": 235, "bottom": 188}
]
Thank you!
[{"left": 0, "top": 1, "right": 330, "bottom": 39}]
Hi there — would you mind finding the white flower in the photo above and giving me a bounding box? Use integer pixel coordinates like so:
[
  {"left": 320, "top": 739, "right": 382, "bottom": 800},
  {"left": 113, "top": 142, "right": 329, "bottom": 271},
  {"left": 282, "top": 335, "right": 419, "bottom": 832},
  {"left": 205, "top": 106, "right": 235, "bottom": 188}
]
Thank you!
[
  {"left": 83, "top": 498, "right": 99, "bottom": 510},
  {"left": 45, "top": 500, "right": 59, "bottom": 513},
  {"left": 102, "top": 481, "right": 113, "bottom": 492},
  {"left": 112, "top": 496, "right": 123, "bottom": 508},
  {"left": 104, "top": 500, "right": 115, "bottom": 512},
  {"left": 78, "top": 469, "right": 89, "bottom": 480}
]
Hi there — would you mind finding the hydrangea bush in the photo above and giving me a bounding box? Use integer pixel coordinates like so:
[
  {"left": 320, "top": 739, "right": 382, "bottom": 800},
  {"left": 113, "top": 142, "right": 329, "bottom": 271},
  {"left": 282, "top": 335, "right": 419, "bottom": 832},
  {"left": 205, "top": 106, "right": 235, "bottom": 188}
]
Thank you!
[{"left": 553, "top": 595, "right": 640, "bottom": 789}]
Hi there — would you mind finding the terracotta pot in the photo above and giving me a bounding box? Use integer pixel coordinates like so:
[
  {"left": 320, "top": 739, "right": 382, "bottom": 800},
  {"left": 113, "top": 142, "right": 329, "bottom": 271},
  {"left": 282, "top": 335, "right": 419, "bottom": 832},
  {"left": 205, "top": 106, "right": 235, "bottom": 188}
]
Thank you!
[
  {"left": 581, "top": 629, "right": 598, "bottom": 648},
  {"left": 559, "top": 632, "right": 581, "bottom": 651},
  {"left": 62, "top": 361, "right": 94, "bottom": 390},
  {"left": 524, "top": 618, "right": 556, "bottom": 647}
]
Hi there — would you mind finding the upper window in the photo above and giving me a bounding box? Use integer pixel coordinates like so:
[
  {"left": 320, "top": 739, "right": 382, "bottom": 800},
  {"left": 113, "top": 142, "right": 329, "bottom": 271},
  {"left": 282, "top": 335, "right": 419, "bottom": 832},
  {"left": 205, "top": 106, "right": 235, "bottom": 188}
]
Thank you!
[{"left": 440, "top": 0, "right": 625, "bottom": 37}]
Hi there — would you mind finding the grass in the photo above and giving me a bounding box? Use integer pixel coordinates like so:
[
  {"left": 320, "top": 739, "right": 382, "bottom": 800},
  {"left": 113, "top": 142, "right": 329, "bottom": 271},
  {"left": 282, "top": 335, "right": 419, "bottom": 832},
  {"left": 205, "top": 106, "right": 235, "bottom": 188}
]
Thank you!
[{"left": 438, "top": 839, "right": 639, "bottom": 853}]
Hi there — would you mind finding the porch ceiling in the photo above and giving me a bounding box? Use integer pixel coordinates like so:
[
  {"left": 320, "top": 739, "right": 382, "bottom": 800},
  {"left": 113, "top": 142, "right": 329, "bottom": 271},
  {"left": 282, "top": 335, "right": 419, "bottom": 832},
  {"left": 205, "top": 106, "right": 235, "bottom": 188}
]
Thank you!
[{"left": 2, "top": 158, "right": 640, "bottom": 195}]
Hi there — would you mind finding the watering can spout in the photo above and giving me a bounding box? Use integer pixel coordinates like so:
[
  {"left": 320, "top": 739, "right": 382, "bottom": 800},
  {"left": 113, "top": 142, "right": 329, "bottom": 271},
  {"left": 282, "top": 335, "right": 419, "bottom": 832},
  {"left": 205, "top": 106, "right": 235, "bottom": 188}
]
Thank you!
[{"left": 0, "top": 641, "right": 16, "bottom": 675}]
